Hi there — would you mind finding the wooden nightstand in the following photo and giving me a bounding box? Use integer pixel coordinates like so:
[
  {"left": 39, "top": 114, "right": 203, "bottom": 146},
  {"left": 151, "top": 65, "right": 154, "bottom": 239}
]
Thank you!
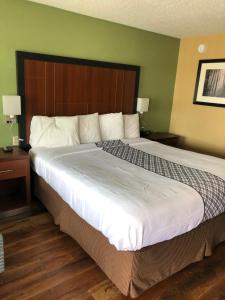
[
  {"left": 0, "top": 147, "right": 31, "bottom": 219},
  {"left": 141, "top": 132, "right": 179, "bottom": 147}
]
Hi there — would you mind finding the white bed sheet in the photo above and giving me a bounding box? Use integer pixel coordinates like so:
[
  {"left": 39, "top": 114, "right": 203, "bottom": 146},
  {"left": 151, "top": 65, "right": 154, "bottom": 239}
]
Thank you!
[{"left": 30, "top": 138, "right": 225, "bottom": 251}]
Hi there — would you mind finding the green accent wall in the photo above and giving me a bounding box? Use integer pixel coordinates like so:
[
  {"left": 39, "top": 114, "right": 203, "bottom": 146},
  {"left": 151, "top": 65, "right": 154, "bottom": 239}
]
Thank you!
[{"left": 0, "top": 0, "right": 179, "bottom": 146}]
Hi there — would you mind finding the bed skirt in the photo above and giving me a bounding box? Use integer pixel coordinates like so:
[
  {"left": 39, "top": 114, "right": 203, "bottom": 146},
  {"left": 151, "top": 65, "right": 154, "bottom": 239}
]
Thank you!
[{"left": 34, "top": 174, "right": 225, "bottom": 298}]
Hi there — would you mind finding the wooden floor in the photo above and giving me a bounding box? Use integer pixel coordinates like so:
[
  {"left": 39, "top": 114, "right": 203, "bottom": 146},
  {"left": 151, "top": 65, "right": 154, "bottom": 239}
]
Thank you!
[{"left": 0, "top": 213, "right": 225, "bottom": 300}]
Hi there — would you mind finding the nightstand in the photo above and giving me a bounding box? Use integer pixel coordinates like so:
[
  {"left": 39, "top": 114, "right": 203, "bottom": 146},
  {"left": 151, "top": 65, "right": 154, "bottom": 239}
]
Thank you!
[
  {"left": 0, "top": 147, "right": 30, "bottom": 219},
  {"left": 141, "top": 132, "right": 179, "bottom": 147}
]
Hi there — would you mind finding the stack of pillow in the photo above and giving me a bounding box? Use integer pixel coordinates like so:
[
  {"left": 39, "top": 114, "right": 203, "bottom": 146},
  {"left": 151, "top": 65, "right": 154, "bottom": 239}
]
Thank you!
[{"left": 30, "top": 112, "right": 140, "bottom": 148}]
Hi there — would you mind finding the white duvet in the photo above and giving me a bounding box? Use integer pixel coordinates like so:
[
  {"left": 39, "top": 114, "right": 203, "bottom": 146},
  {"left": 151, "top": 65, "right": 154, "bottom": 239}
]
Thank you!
[{"left": 30, "top": 138, "right": 225, "bottom": 251}]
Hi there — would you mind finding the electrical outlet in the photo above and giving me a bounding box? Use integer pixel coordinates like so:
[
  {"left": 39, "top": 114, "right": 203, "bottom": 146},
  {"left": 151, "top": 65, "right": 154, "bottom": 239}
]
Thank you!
[
  {"left": 5, "top": 116, "right": 16, "bottom": 124},
  {"left": 12, "top": 136, "right": 19, "bottom": 146}
]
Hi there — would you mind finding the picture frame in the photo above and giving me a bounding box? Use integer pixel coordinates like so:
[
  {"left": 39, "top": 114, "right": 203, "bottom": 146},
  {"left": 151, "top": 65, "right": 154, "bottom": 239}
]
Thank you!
[{"left": 193, "top": 58, "right": 225, "bottom": 107}]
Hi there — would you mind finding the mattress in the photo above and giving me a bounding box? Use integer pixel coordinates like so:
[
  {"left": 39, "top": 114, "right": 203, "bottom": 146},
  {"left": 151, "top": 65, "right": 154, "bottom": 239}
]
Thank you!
[{"left": 30, "top": 138, "right": 225, "bottom": 251}]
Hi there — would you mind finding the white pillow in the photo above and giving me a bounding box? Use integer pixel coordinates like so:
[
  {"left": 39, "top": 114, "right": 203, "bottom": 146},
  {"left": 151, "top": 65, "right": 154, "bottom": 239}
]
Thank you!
[
  {"left": 99, "top": 112, "right": 124, "bottom": 141},
  {"left": 30, "top": 116, "right": 54, "bottom": 147},
  {"left": 123, "top": 114, "right": 140, "bottom": 138},
  {"left": 30, "top": 116, "right": 80, "bottom": 147},
  {"left": 79, "top": 113, "right": 101, "bottom": 143}
]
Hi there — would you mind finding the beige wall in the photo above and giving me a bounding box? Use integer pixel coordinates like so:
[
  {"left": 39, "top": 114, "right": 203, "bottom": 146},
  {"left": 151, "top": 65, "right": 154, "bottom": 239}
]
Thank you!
[{"left": 170, "top": 34, "right": 225, "bottom": 158}]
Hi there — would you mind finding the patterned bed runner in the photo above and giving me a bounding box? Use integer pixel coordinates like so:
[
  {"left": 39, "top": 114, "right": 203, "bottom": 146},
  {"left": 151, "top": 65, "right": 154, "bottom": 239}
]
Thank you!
[
  {"left": 96, "top": 140, "right": 225, "bottom": 222},
  {"left": 0, "top": 234, "right": 4, "bottom": 273}
]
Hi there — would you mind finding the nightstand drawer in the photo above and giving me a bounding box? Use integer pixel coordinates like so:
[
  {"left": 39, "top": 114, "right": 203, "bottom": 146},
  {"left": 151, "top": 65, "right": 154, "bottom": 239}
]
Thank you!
[{"left": 0, "top": 160, "right": 27, "bottom": 180}]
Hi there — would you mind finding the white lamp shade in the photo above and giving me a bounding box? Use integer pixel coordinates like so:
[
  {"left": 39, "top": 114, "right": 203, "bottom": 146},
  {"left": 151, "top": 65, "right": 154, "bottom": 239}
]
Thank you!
[
  {"left": 136, "top": 98, "right": 149, "bottom": 113},
  {"left": 2, "top": 95, "right": 21, "bottom": 117}
]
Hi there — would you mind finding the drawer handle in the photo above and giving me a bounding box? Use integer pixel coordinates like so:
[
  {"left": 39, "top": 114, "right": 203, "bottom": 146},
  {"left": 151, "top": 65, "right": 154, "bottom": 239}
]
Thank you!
[{"left": 0, "top": 169, "right": 14, "bottom": 174}]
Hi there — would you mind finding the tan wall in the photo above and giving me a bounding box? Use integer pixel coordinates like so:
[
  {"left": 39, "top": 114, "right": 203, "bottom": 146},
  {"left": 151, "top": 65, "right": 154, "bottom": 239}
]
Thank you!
[{"left": 170, "top": 34, "right": 225, "bottom": 158}]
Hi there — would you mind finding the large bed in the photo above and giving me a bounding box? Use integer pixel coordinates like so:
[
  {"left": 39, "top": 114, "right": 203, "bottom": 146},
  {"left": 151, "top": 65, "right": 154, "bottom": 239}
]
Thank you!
[{"left": 16, "top": 51, "right": 225, "bottom": 298}]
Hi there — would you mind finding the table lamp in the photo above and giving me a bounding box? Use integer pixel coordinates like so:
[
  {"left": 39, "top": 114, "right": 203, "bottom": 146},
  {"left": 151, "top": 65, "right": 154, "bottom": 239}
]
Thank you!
[{"left": 2, "top": 95, "right": 21, "bottom": 152}]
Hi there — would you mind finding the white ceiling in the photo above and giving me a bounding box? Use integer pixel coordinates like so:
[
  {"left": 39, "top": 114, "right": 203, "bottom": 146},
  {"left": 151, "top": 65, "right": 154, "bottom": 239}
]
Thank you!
[{"left": 28, "top": 0, "right": 225, "bottom": 38}]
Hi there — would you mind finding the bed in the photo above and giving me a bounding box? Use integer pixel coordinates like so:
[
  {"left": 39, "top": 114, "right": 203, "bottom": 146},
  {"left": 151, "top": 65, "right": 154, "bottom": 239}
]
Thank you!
[{"left": 16, "top": 51, "right": 225, "bottom": 298}]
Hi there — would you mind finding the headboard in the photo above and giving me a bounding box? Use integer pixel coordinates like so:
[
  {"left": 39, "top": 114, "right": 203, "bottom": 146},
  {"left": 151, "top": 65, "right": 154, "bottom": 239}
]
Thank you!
[{"left": 16, "top": 51, "right": 140, "bottom": 146}]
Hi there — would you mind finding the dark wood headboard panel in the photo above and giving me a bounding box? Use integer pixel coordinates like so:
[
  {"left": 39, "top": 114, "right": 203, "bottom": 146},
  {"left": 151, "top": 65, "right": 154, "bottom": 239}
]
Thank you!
[{"left": 16, "top": 51, "right": 140, "bottom": 146}]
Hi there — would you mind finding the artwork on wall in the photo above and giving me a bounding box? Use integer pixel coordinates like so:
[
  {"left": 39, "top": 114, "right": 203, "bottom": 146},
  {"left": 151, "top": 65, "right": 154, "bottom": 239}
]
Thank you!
[{"left": 193, "top": 59, "right": 225, "bottom": 107}]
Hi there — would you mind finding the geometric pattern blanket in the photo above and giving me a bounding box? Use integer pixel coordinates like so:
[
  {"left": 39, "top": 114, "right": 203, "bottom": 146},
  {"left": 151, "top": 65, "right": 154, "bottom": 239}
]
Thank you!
[{"left": 96, "top": 140, "right": 225, "bottom": 222}]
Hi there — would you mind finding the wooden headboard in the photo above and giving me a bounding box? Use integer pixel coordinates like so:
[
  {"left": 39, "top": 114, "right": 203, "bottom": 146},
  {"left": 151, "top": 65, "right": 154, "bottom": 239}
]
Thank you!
[{"left": 16, "top": 51, "right": 140, "bottom": 146}]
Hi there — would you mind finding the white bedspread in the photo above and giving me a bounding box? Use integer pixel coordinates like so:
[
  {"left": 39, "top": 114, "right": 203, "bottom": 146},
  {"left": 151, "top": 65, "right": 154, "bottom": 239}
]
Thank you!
[{"left": 30, "top": 138, "right": 225, "bottom": 251}]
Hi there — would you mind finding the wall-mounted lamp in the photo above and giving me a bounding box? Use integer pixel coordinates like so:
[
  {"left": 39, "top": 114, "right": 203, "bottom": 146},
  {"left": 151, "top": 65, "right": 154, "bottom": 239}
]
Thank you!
[
  {"left": 136, "top": 98, "right": 149, "bottom": 114},
  {"left": 2, "top": 95, "right": 21, "bottom": 124},
  {"left": 136, "top": 97, "right": 150, "bottom": 133}
]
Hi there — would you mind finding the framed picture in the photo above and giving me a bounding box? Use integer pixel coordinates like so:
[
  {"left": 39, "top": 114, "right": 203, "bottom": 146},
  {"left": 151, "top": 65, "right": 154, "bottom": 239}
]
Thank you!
[{"left": 193, "top": 59, "right": 225, "bottom": 107}]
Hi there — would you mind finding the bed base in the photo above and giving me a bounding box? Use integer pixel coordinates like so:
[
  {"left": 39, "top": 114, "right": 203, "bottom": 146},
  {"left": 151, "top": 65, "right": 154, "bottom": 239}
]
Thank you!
[{"left": 34, "top": 174, "right": 225, "bottom": 298}]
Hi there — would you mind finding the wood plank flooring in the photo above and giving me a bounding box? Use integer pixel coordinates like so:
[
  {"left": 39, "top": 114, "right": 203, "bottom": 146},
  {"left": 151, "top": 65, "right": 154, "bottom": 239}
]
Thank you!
[{"left": 0, "top": 213, "right": 225, "bottom": 300}]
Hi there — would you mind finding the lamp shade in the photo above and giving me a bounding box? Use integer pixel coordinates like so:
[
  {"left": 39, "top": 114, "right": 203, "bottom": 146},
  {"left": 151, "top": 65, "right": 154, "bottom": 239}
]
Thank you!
[
  {"left": 136, "top": 98, "right": 149, "bottom": 113},
  {"left": 2, "top": 95, "right": 21, "bottom": 117}
]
